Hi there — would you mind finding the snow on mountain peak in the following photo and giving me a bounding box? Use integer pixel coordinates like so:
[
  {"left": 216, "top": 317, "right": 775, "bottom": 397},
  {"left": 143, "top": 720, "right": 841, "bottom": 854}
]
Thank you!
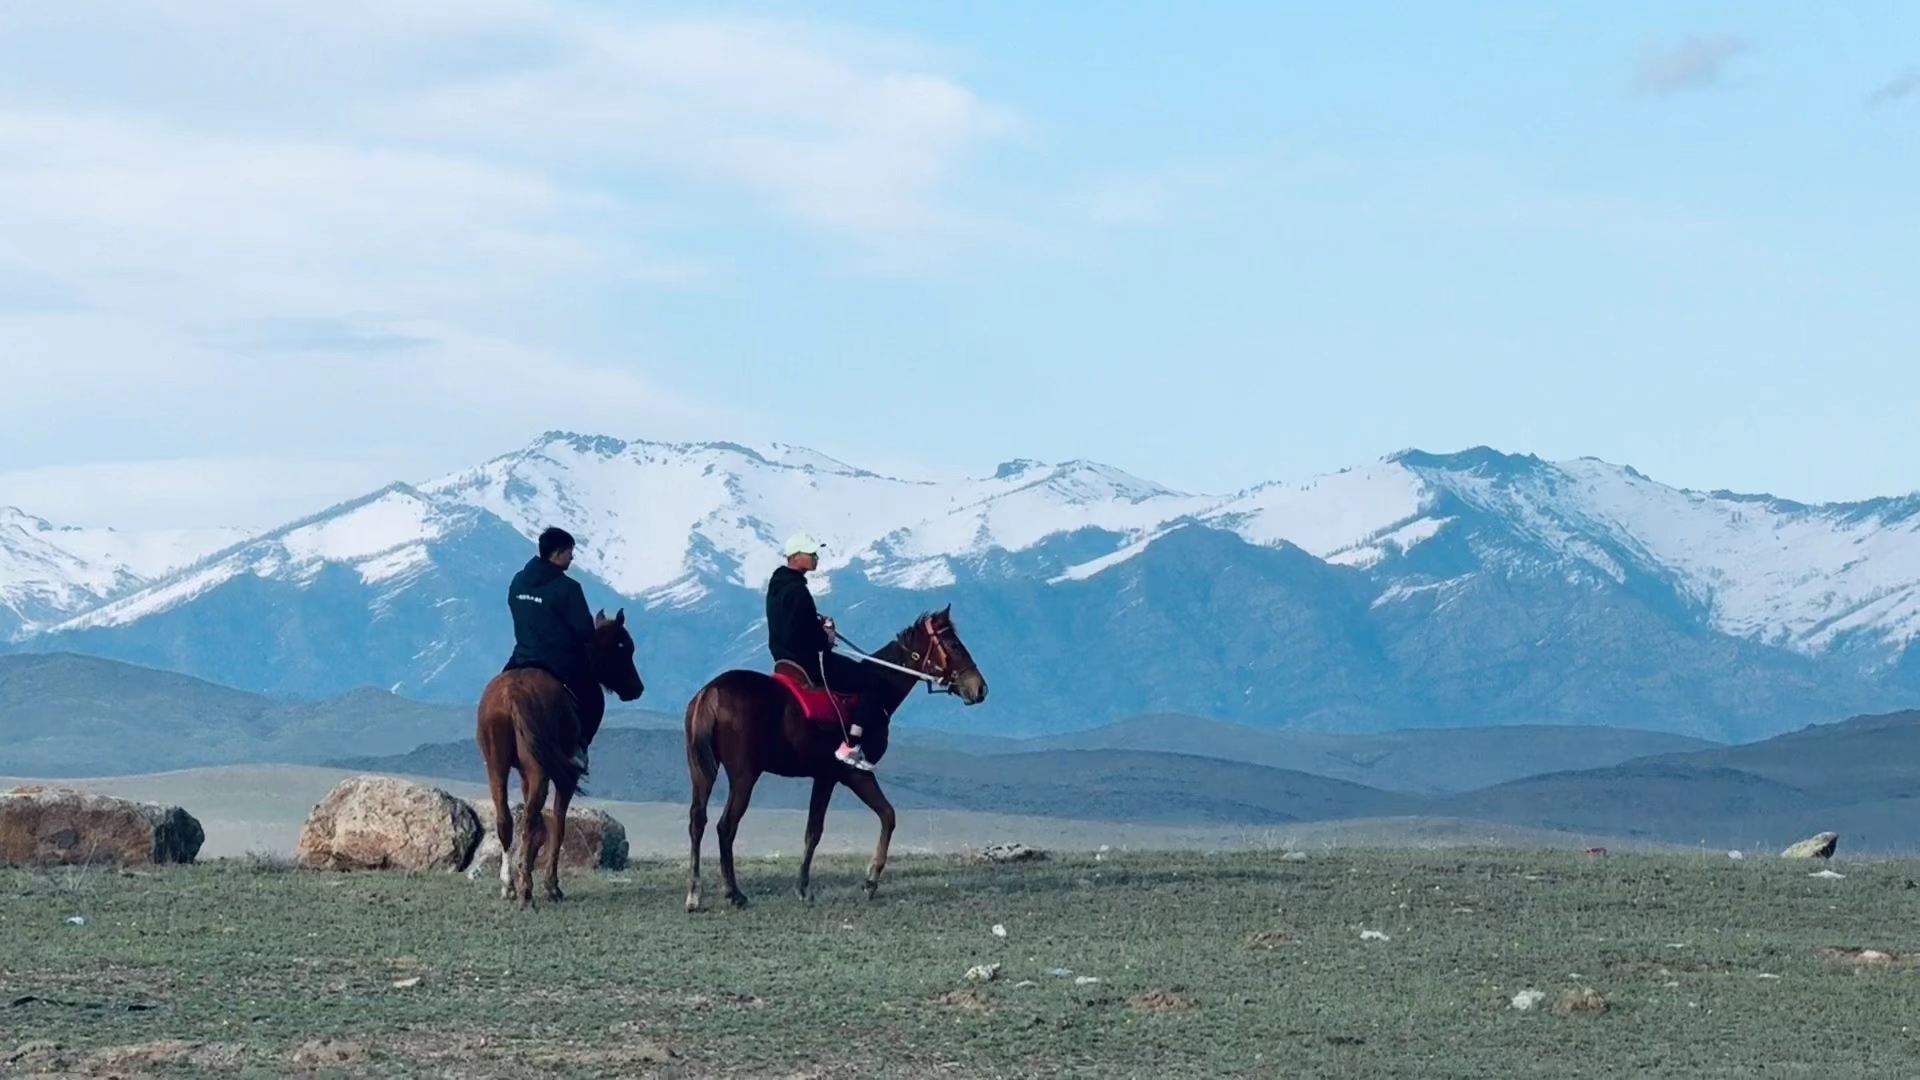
[
  {"left": 418, "top": 434, "right": 1213, "bottom": 601},
  {"left": 16, "top": 435, "right": 1920, "bottom": 665},
  {"left": 1199, "top": 462, "right": 1440, "bottom": 567},
  {"left": 1, "top": 506, "right": 245, "bottom": 633},
  {"left": 49, "top": 484, "right": 470, "bottom": 632}
]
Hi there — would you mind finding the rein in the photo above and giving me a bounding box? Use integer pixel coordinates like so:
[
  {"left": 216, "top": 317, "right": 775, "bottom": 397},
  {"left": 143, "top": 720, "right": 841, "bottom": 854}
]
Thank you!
[{"left": 835, "top": 618, "right": 966, "bottom": 696}]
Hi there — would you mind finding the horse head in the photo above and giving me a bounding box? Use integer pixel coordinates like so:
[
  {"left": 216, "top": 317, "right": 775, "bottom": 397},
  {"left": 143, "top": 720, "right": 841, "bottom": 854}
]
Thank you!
[
  {"left": 903, "top": 605, "right": 987, "bottom": 705},
  {"left": 590, "top": 608, "right": 646, "bottom": 702}
]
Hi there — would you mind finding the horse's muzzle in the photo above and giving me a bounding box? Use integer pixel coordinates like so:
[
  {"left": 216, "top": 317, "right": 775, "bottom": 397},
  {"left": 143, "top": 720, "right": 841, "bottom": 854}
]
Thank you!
[{"left": 956, "top": 671, "right": 987, "bottom": 705}]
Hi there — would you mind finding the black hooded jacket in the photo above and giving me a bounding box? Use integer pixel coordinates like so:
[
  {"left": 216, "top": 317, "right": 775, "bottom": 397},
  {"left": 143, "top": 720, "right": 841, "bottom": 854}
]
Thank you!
[
  {"left": 766, "top": 565, "right": 832, "bottom": 668},
  {"left": 504, "top": 556, "right": 595, "bottom": 686}
]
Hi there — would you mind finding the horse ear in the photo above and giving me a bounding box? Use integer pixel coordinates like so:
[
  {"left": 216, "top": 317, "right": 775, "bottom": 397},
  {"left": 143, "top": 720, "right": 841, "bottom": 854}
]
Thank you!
[
  {"left": 939, "top": 603, "right": 952, "bottom": 621},
  {"left": 614, "top": 608, "right": 626, "bottom": 626},
  {"left": 594, "top": 609, "right": 608, "bottom": 628}
]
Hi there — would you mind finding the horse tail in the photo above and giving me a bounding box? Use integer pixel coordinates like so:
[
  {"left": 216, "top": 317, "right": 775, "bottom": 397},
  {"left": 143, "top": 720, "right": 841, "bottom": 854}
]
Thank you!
[
  {"left": 513, "top": 679, "right": 586, "bottom": 795},
  {"left": 685, "top": 687, "right": 718, "bottom": 783}
]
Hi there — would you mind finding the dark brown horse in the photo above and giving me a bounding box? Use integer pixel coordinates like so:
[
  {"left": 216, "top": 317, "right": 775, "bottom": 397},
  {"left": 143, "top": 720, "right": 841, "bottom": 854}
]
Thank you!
[
  {"left": 476, "top": 609, "right": 645, "bottom": 908},
  {"left": 683, "top": 606, "right": 987, "bottom": 911}
]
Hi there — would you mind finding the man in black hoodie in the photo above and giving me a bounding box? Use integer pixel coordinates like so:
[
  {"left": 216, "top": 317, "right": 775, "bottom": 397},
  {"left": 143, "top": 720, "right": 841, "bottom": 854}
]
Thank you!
[
  {"left": 504, "top": 527, "right": 602, "bottom": 759},
  {"left": 767, "top": 532, "right": 877, "bottom": 771}
]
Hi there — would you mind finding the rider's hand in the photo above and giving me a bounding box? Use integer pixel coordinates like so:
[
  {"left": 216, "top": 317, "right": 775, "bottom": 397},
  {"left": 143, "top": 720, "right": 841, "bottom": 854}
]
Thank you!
[{"left": 821, "top": 617, "right": 838, "bottom": 645}]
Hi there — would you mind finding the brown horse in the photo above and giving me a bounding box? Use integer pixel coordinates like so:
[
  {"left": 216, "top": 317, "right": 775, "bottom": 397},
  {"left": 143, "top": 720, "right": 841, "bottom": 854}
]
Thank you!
[
  {"left": 476, "top": 608, "right": 645, "bottom": 908},
  {"left": 683, "top": 606, "right": 987, "bottom": 911}
]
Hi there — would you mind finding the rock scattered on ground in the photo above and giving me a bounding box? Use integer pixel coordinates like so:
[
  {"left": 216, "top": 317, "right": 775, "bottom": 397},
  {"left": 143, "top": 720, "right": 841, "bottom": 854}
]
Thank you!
[
  {"left": 1821, "top": 947, "right": 1918, "bottom": 968},
  {"left": 295, "top": 776, "right": 480, "bottom": 872},
  {"left": 977, "top": 842, "right": 1047, "bottom": 864},
  {"left": 465, "top": 804, "right": 630, "bottom": 882},
  {"left": 1552, "top": 987, "right": 1609, "bottom": 1016},
  {"left": 1782, "top": 832, "right": 1839, "bottom": 859},
  {"left": 0, "top": 786, "right": 203, "bottom": 867},
  {"left": 1130, "top": 989, "right": 1195, "bottom": 1014}
]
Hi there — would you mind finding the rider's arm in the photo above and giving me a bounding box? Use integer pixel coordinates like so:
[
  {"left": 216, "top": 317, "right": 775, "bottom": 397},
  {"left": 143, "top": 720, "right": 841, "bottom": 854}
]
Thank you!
[
  {"left": 779, "top": 581, "right": 833, "bottom": 653},
  {"left": 563, "top": 580, "right": 595, "bottom": 646}
]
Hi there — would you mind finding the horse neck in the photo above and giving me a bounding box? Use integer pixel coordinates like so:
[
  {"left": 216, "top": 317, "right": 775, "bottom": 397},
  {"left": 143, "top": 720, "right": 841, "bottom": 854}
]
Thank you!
[
  {"left": 865, "top": 639, "right": 922, "bottom": 720},
  {"left": 577, "top": 677, "right": 606, "bottom": 723}
]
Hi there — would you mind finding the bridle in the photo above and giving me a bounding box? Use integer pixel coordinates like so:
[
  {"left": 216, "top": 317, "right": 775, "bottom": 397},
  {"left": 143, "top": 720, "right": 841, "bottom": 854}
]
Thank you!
[{"left": 904, "top": 616, "right": 969, "bottom": 696}]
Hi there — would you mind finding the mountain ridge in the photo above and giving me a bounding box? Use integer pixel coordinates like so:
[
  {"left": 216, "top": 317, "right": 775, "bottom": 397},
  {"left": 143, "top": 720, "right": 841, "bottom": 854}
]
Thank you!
[{"left": 5, "top": 433, "right": 1918, "bottom": 739}]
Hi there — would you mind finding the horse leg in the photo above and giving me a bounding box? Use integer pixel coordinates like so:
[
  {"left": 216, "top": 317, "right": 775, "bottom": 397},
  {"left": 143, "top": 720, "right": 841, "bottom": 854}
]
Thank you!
[
  {"left": 687, "top": 765, "right": 714, "bottom": 914},
  {"left": 716, "top": 767, "right": 760, "bottom": 909},
  {"left": 483, "top": 728, "right": 516, "bottom": 902},
  {"left": 544, "top": 779, "right": 574, "bottom": 903},
  {"left": 796, "top": 775, "right": 834, "bottom": 902},
  {"left": 518, "top": 766, "right": 550, "bottom": 910},
  {"left": 503, "top": 768, "right": 536, "bottom": 900},
  {"left": 841, "top": 771, "right": 897, "bottom": 900}
]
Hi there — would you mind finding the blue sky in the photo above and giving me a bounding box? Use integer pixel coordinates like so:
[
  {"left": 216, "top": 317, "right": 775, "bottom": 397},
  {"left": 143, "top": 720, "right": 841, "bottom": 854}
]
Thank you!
[{"left": 0, "top": 2, "right": 1915, "bottom": 528}]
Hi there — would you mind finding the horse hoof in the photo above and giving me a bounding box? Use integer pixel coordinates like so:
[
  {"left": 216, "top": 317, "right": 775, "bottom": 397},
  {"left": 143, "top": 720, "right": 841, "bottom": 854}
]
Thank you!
[
  {"left": 796, "top": 885, "right": 814, "bottom": 904},
  {"left": 545, "top": 884, "right": 566, "bottom": 903},
  {"left": 727, "top": 891, "right": 750, "bottom": 909},
  {"left": 863, "top": 880, "right": 880, "bottom": 900}
]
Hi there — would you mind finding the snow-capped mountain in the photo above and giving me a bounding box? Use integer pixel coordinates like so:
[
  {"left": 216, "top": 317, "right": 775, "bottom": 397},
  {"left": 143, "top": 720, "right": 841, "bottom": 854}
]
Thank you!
[
  {"left": 54, "top": 485, "right": 483, "bottom": 634},
  {"left": 420, "top": 433, "right": 1213, "bottom": 602},
  {"left": 0, "top": 507, "right": 242, "bottom": 637},
  {"left": 9, "top": 434, "right": 1919, "bottom": 740}
]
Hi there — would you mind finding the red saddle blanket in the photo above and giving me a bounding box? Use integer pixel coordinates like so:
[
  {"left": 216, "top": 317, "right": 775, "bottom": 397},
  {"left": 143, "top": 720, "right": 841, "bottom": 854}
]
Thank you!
[{"left": 771, "top": 671, "right": 858, "bottom": 724}]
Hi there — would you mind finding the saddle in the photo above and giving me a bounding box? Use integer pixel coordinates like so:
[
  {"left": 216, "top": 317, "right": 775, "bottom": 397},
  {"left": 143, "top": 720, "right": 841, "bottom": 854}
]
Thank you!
[{"left": 771, "top": 659, "right": 858, "bottom": 725}]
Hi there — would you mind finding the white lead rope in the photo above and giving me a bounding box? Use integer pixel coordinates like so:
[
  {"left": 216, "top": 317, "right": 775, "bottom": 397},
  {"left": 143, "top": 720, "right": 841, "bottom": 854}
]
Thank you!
[{"left": 832, "top": 642, "right": 944, "bottom": 684}]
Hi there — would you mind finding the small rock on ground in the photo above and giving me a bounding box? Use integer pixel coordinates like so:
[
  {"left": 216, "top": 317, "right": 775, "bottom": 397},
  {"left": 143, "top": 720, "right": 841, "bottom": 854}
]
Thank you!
[
  {"left": 979, "top": 842, "right": 1047, "bottom": 864},
  {"left": 1552, "top": 987, "right": 1608, "bottom": 1016},
  {"left": 1510, "top": 990, "right": 1547, "bottom": 1011},
  {"left": 1821, "top": 947, "right": 1912, "bottom": 967},
  {"left": 1782, "top": 831, "right": 1839, "bottom": 859}
]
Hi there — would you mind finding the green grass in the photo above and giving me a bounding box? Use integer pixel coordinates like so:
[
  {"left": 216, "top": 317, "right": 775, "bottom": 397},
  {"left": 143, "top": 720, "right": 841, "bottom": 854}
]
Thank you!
[{"left": 6, "top": 851, "right": 1920, "bottom": 1077}]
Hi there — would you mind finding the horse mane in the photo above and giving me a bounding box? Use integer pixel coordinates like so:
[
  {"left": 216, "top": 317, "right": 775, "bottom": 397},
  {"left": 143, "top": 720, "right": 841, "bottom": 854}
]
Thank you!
[{"left": 894, "top": 609, "right": 952, "bottom": 643}]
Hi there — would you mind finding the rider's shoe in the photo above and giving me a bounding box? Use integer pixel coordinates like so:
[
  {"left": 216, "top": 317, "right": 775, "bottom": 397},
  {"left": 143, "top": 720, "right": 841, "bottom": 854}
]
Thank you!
[{"left": 835, "top": 742, "right": 874, "bottom": 772}]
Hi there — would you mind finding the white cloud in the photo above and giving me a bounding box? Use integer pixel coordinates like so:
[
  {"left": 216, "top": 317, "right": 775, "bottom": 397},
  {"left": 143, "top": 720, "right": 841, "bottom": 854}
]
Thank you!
[
  {"left": 1635, "top": 36, "right": 1749, "bottom": 96},
  {"left": 0, "top": 3, "right": 1013, "bottom": 528},
  {"left": 383, "top": 17, "right": 1017, "bottom": 237}
]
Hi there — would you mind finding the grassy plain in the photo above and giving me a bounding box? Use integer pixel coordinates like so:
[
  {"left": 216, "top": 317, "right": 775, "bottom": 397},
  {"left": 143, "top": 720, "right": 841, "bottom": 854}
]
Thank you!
[{"left": 7, "top": 850, "right": 1920, "bottom": 1077}]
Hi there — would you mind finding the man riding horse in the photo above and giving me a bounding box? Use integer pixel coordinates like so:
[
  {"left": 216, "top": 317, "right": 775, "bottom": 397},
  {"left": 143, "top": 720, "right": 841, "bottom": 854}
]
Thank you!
[
  {"left": 766, "top": 532, "right": 883, "bottom": 771},
  {"left": 686, "top": 544, "right": 988, "bottom": 910},
  {"left": 481, "top": 525, "right": 644, "bottom": 908},
  {"left": 503, "top": 527, "right": 602, "bottom": 771}
]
